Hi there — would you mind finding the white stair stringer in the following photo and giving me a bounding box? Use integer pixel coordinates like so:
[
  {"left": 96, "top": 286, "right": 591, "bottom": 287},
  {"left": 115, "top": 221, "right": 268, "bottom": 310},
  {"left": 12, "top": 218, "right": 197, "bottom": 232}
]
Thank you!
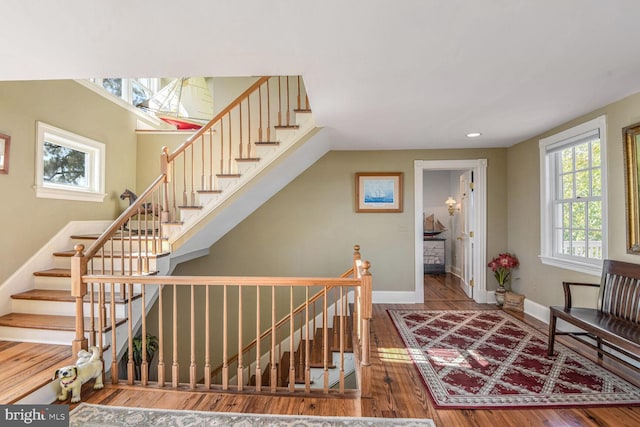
[{"left": 167, "top": 123, "right": 330, "bottom": 271}]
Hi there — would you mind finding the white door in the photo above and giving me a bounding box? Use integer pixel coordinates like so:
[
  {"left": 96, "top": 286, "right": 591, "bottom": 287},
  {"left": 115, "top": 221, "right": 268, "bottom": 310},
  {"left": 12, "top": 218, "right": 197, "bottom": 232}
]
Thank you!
[{"left": 459, "top": 171, "right": 474, "bottom": 298}]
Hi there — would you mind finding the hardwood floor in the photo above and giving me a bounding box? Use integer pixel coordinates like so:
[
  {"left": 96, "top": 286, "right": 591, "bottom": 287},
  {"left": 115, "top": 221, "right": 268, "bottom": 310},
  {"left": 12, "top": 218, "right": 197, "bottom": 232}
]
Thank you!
[{"left": 70, "top": 274, "right": 640, "bottom": 426}]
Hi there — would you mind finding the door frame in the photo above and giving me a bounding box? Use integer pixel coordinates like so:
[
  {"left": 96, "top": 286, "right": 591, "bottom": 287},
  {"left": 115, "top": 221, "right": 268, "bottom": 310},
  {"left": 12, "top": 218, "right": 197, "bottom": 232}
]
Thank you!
[{"left": 413, "top": 159, "right": 488, "bottom": 303}]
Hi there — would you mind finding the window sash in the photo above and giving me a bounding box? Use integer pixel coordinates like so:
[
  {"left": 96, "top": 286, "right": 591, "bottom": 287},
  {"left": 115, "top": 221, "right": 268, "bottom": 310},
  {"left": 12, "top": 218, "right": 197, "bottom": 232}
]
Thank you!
[{"left": 539, "top": 115, "right": 606, "bottom": 275}]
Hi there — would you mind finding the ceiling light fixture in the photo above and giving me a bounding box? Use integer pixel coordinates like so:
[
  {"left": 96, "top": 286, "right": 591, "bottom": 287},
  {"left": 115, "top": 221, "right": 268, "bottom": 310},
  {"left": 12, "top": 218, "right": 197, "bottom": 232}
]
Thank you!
[{"left": 466, "top": 132, "right": 482, "bottom": 138}]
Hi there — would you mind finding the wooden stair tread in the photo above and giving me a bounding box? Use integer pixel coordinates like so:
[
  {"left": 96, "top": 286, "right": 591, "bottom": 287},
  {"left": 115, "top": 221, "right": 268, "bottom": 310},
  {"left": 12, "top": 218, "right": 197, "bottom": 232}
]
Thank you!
[
  {"left": 294, "top": 109, "right": 312, "bottom": 113},
  {"left": 197, "top": 190, "right": 222, "bottom": 194},
  {"left": 0, "top": 313, "right": 126, "bottom": 331},
  {"left": 11, "top": 289, "right": 141, "bottom": 303},
  {"left": 55, "top": 250, "right": 170, "bottom": 259},
  {"left": 53, "top": 250, "right": 75, "bottom": 257},
  {"left": 255, "top": 141, "right": 279, "bottom": 145},
  {"left": 34, "top": 268, "right": 160, "bottom": 277},
  {"left": 177, "top": 205, "right": 203, "bottom": 210},
  {"left": 33, "top": 268, "right": 70, "bottom": 278},
  {"left": 235, "top": 157, "right": 260, "bottom": 162},
  {"left": 331, "top": 315, "right": 353, "bottom": 352},
  {"left": 275, "top": 125, "right": 300, "bottom": 129},
  {"left": 0, "top": 341, "right": 74, "bottom": 403},
  {"left": 216, "top": 174, "right": 241, "bottom": 178},
  {"left": 70, "top": 233, "right": 167, "bottom": 241}
]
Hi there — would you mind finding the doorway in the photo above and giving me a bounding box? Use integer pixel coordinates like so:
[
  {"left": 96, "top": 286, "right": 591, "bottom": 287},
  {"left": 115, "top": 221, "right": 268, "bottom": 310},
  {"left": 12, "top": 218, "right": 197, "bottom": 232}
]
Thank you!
[{"left": 413, "top": 159, "right": 487, "bottom": 304}]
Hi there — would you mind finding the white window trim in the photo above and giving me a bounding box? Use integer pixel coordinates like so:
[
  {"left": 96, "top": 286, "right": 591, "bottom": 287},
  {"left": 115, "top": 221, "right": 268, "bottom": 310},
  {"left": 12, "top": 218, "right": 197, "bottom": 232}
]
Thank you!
[
  {"left": 35, "top": 122, "right": 106, "bottom": 202},
  {"left": 539, "top": 115, "right": 607, "bottom": 276}
]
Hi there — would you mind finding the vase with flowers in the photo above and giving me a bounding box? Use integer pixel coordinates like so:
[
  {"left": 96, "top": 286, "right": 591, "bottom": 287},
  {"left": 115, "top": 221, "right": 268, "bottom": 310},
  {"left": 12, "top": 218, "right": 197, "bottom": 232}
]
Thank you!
[{"left": 488, "top": 252, "right": 519, "bottom": 307}]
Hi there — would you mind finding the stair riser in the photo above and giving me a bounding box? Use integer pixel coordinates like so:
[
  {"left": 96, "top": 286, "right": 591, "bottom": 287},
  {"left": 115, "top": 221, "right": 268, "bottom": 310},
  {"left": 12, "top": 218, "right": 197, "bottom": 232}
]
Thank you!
[
  {"left": 11, "top": 300, "right": 127, "bottom": 318},
  {"left": 34, "top": 276, "right": 144, "bottom": 293},
  {"left": 54, "top": 256, "right": 158, "bottom": 272},
  {"left": 0, "top": 326, "right": 74, "bottom": 346},
  {"left": 72, "top": 239, "right": 169, "bottom": 254},
  {"left": 236, "top": 161, "right": 259, "bottom": 176},
  {"left": 177, "top": 208, "right": 201, "bottom": 224},
  {"left": 198, "top": 193, "right": 221, "bottom": 206},
  {"left": 253, "top": 145, "right": 278, "bottom": 158},
  {"left": 216, "top": 176, "right": 239, "bottom": 191}
]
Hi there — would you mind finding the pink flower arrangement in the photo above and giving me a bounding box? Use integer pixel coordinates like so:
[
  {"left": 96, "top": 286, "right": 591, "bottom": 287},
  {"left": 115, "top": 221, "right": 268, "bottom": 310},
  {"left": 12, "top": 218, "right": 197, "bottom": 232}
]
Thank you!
[{"left": 488, "top": 252, "right": 519, "bottom": 290}]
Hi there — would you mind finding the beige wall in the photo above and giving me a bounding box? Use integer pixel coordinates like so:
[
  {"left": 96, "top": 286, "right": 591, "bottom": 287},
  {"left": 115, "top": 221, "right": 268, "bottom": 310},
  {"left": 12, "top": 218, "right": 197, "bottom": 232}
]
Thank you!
[
  {"left": 507, "top": 92, "right": 640, "bottom": 308},
  {"left": 174, "top": 148, "right": 508, "bottom": 293},
  {"left": 0, "top": 80, "right": 139, "bottom": 282}
]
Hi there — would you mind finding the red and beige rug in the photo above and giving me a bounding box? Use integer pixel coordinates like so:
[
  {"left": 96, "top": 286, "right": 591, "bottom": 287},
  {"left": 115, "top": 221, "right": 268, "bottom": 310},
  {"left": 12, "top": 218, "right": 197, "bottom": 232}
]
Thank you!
[{"left": 388, "top": 309, "right": 640, "bottom": 409}]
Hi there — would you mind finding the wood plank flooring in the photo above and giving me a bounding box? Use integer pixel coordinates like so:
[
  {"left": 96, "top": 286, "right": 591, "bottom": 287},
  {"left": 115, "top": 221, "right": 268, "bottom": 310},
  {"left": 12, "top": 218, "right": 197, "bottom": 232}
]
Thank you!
[
  {"left": 0, "top": 341, "right": 73, "bottom": 403},
  {"left": 57, "top": 274, "right": 640, "bottom": 425}
]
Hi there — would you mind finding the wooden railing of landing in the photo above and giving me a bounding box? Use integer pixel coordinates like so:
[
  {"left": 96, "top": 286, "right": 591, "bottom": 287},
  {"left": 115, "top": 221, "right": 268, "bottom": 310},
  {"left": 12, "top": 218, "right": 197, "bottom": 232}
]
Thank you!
[
  {"left": 68, "top": 76, "right": 311, "bottom": 353},
  {"left": 72, "top": 245, "right": 372, "bottom": 397}
]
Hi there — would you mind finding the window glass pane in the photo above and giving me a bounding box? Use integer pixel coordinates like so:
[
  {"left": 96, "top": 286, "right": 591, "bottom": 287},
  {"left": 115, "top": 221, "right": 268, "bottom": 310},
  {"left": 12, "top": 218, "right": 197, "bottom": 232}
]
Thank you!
[
  {"left": 571, "top": 230, "right": 586, "bottom": 257},
  {"left": 43, "top": 142, "right": 88, "bottom": 187},
  {"left": 562, "top": 174, "right": 573, "bottom": 199},
  {"left": 575, "top": 143, "right": 589, "bottom": 170},
  {"left": 560, "top": 229, "right": 571, "bottom": 255},
  {"left": 575, "top": 171, "right": 590, "bottom": 198},
  {"left": 572, "top": 201, "right": 586, "bottom": 229},
  {"left": 562, "top": 202, "right": 571, "bottom": 228},
  {"left": 592, "top": 168, "right": 601, "bottom": 196},
  {"left": 132, "top": 80, "right": 150, "bottom": 107},
  {"left": 591, "top": 140, "right": 601, "bottom": 167},
  {"left": 588, "top": 201, "right": 601, "bottom": 230},
  {"left": 102, "top": 78, "right": 122, "bottom": 97},
  {"left": 588, "top": 231, "right": 602, "bottom": 259},
  {"left": 561, "top": 149, "right": 573, "bottom": 173}
]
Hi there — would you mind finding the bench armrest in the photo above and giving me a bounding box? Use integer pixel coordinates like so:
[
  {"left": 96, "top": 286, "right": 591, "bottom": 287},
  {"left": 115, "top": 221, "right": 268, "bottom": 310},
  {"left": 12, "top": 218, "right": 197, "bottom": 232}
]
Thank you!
[{"left": 562, "top": 281, "right": 600, "bottom": 309}]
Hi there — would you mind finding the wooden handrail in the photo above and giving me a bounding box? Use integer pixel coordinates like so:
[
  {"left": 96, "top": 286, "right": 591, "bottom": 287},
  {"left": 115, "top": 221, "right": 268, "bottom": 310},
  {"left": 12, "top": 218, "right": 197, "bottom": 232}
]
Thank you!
[
  {"left": 167, "top": 76, "right": 270, "bottom": 163},
  {"left": 85, "top": 174, "right": 166, "bottom": 259},
  {"left": 83, "top": 275, "right": 361, "bottom": 287}
]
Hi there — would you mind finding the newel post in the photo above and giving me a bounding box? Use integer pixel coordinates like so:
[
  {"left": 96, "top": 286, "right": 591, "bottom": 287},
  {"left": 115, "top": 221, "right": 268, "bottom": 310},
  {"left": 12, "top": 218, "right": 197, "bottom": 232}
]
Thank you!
[
  {"left": 359, "top": 260, "right": 372, "bottom": 397},
  {"left": 160, "top": 146, "right": 171, "bottom": 223},
  {"left": 71, "top": 244, "right": 88, "bottom": 355}
]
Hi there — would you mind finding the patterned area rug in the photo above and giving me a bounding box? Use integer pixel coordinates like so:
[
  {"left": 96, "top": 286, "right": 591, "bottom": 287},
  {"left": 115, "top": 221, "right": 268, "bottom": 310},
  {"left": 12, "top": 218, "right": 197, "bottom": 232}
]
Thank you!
[
  {"left": 388, "top": 309, "right": 640, "bottom": 409},
  {"left": 70, "top": 403, "right": 435, "bottom": 426}
]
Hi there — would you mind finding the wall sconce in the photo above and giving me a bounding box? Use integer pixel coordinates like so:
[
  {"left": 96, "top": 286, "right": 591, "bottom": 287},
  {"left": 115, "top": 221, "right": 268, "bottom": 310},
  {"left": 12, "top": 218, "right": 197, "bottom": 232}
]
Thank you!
[{"left": 445, "top": 196, "right": 457, "bottom": 216}]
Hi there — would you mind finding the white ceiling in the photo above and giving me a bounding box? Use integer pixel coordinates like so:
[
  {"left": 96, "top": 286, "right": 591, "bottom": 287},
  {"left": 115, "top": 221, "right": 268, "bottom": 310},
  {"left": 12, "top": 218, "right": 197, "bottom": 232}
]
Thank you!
[{"left": 2, "top": 0, "right": 640, "bottom": 150}]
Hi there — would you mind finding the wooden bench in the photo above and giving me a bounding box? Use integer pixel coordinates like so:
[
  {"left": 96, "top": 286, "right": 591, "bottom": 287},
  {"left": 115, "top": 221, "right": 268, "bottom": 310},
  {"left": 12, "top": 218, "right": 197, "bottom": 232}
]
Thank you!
[{"left": 547, "top": 259, "right": 640, "bottom": 372}]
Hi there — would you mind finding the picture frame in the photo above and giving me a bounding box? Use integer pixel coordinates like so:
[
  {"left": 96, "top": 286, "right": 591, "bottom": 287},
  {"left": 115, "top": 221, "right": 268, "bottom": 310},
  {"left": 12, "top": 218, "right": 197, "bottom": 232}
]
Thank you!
[
  {"left": 0, "top": 133, "right": 10, "bottom": 174},
  {"left": 623, "top": 122, "right": 640, "bottom": 254},
  {"left": 355, "top": 172, "right": 403, "bottom": 213}
]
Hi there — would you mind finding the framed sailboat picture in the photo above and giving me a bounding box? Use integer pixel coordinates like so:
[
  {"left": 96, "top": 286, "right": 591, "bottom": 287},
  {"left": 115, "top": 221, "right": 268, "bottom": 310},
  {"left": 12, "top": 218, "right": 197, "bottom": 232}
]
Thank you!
[{"left": 355, "top": 172, "right": 403, "bottom": 212}]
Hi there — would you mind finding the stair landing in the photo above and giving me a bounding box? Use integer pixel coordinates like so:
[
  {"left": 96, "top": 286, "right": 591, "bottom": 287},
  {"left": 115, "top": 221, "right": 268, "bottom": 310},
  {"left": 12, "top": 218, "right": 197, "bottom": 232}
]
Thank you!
[{"left": 0, "top": 341, "right": 73, "bottom": 403}]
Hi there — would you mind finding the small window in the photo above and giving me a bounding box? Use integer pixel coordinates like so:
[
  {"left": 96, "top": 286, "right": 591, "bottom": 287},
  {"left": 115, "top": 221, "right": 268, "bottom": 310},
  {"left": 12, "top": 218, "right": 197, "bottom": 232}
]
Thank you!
[
  {"left": 539, "top": 115, "right": 606, "bottom": 275},
  {"left": 35, "top": 122, "right": 106, "bottom": 202}
]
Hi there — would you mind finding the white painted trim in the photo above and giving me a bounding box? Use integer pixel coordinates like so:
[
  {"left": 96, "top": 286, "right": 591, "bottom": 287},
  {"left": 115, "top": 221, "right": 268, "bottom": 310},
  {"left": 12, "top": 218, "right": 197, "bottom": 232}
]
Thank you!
[
  {"left": 539, "top": 115, "right": 607, "bottom": 274},
  {"left": 372, "top": 291, "right": 415, "bottom": 304},
  {"left": 0, "top": 220, "right": 111, "bottom": 316},
  {"left": 35, "top": 121, "right": 106, "bottom": 202},
  {"left": 414, "top": 159, "right": 487, "bottom": 304},
  {"left": 74, "top": 80, "right": 173, "bottom": 130}
]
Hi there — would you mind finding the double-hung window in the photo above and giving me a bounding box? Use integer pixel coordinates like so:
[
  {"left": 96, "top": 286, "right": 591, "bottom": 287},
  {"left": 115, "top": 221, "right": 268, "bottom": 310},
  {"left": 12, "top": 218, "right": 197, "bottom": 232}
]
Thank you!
[{"left": 539, "top": 115, "right": 606, "bottom": 276}]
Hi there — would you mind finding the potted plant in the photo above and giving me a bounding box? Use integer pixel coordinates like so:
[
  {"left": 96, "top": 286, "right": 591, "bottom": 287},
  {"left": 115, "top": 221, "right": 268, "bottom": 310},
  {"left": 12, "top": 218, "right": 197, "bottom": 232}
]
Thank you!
[
  {"left": 488, "top": 252, "right": 519, "bottom": 307},
  {"left": 123, "top": 333, "right": 159, "bottom": 380}
]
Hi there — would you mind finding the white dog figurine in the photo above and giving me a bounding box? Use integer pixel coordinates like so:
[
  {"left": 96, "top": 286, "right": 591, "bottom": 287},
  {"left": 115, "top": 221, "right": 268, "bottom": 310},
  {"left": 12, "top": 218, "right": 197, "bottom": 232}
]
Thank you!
[{"left": 52, "top": 346, "right": 104, "bottom": 403}]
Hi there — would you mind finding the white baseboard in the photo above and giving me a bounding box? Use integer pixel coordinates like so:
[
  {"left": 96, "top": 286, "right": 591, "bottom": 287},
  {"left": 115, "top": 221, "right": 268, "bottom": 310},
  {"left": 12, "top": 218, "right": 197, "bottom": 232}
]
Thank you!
[{"left": 372, "top": 291, "right": 415, "bottom": 304}]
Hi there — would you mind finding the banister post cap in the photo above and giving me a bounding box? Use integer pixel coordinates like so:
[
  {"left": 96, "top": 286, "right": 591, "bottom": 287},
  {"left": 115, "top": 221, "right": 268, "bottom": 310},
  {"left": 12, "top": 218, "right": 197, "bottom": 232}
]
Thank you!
[{"left": 73, "top": 244, "right": 85, "bottom": 256}]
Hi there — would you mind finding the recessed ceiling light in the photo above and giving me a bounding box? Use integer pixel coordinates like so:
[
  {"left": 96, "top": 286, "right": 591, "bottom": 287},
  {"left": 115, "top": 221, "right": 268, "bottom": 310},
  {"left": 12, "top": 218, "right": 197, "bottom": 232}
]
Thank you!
[{"left": 466, "top": 132, "right": 482, "bottom": 138}]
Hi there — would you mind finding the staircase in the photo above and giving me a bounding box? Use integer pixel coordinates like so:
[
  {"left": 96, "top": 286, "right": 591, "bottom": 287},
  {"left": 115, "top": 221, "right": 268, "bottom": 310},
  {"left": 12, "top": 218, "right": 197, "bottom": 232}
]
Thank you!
[
  {"left": 249, "top": 314, "right": 355, "bottom": 390},
  {"left": 0, "top": 75, "right": 333, "bottom": 402}
]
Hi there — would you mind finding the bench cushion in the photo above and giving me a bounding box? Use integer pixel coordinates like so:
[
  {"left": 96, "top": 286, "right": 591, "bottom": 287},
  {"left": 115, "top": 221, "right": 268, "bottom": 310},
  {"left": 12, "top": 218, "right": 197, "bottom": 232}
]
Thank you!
[{"left": 550, "top": 306, "right": 640, "bottom": 350}]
